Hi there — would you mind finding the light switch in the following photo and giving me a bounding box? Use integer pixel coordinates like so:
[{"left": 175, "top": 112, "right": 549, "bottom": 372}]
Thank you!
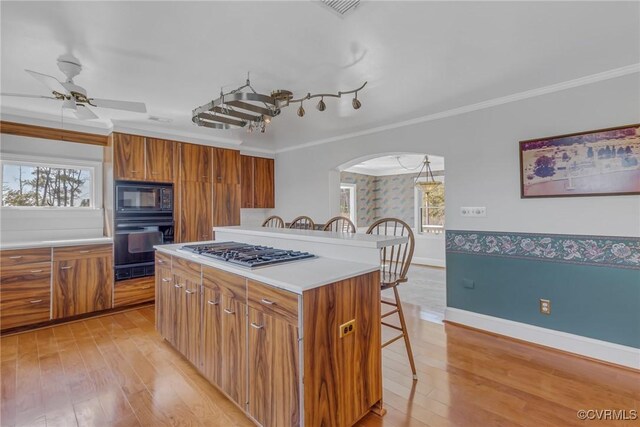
[{"left": 461, "top": 207, "right": 487, "bottom": 217}]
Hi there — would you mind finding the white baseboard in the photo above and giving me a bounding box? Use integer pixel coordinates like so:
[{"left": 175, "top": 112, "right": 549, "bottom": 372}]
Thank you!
[
  {"left": 445, "top": 307, "right": 640, "bottom": 370},
  {"left": 412, "top": 256, "right": 445, "bottom": 268}
]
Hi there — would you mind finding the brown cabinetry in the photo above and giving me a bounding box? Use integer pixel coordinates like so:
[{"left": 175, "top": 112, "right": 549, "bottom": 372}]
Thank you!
[
  {"left": 113, "top": 276, "right": 154, "bottom": 307},
  {"left": 178, "top": 181, "right": 213, "bottom": 242},
  {"left": 155, "top": 260, "right": 175, "bottom": 344},
  {"left": 240, "top": 155, "right": 275, "bottom": 209},
  {"left": 174, "top": 272, "right": 201, "bottom": 367},
  {"left": 52, "top": 244, "right": 113, "bottom": 319},
  {"left": 145, "top": 138, "right": 175, "bottom": 182},
  {"left": 179, "top": 143, "right": 211, "bottom": 182},
  {"left": 113, "top": 133, "right": 175, "bottom": 182},
  {"left": 0, "top": 249, "right": 52, "bottom": 331}
]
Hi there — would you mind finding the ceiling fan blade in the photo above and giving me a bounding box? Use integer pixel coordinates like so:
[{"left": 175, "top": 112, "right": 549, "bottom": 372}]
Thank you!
[
  {"left": 25, "top": 69, "right": 69, "bottom": 96},
  {"left": 1, "top": 92, "right": 57, "bottom": 100},
  {"left": 73, "top": 104, "right": 100, "bottom": 120},
  {"left": 91, "top": 98, "right": 147, "bottom": 113}
]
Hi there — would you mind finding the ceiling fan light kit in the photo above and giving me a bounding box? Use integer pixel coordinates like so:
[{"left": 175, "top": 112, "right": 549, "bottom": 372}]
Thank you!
[{"left": 192, "top": 74, "right": 366, "bottom": 133}]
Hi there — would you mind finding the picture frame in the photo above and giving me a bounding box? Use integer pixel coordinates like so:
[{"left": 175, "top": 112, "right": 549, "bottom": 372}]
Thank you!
[{"left": 519, "top": 124, "right": 640, "bottom": 198}]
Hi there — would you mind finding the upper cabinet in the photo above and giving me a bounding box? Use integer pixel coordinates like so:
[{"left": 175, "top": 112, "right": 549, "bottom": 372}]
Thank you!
[
  {"left": 113, "top": 133, "right": 175, "bottom": 183},
  {"left": 213, "top": 148, "right": 241, "bottom": 185},
  {"left": 241, "top": 155, "right": 275, "bottom": 209},
  {"left": 180, "top": 143, "right": 211, "bottom": 182},
  {"left": 146, "top": 138, "right": 176, "bottom": 182},
  {"left": 113, "top": 133, "right": 145, "bottom": 181}
]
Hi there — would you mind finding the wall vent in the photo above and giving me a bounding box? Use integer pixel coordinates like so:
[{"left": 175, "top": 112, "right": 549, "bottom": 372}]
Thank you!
[{"left": 321, "top": 0, "right": 361, "bottom": 16}]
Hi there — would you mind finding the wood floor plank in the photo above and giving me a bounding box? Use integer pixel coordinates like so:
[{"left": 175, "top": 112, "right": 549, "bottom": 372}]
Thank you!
[{"left": 2, "top": 304, "right": 638, "bottom": 427}]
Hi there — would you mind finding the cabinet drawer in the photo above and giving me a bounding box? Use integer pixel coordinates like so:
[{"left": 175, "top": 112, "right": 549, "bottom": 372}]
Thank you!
[
  {"left": 53, "top": 244, "right": 112, "bottom": 261},
  {"left": 155, "top": 252, "right": 171, "bottom": 267},
  {"left": 114, "top": 277, "right": 155, "bottom": 307},
  {"left": 1, "top": 248, "right": 51, "bottom": 266},
  {"left": 248, "top": 280, "right": 299, "bottom": 325},
  {"left": 0, "top": 262, "right": 51, "bottom": 290},
  {"left": 1, "top": 263, "right": 51, "bottom": 330},
  {"left": 172, "top": 256, "right": 202, "bottom": 282},
  {"left": 203, "top": 265, "right": 246, "bottom": 300}
]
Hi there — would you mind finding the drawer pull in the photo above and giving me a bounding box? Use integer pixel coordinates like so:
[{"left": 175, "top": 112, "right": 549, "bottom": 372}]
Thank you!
[
  {"left": 79, "top": 250, "right": 91, "bottom": 253},
  {"left": 30, "top": 269, "right": 44, "bottom": 273},
  {"left": 223, "top": 308, "right": 235, "bottom": 315},
  {"left": 29, "top": 299, "right": 43, "bottom": 304},
  {"left": 250, "top": 322, "right": 264, "bottom": 330},
  {"left": 207, "top": 300, "right": 219, "bottom": 306},
  {"left": 162, "top": 278, "right": 171, "bottom": 282},
  {"left": 174, "top": 284, "right": 183, "bottom": 288},
  {"left": 60, "top": 266, "right": 73, "bottom": 270},
  {"left": 260, "top": 298, "right": 276, "bottom": 306},
  {"left": 141, "top": 285, "right": 152, "bottom": 290},
  {"left": 185, "top": 289, "right": 196, "bottom": 295},
  {"left": 8, "top": 255, "right": 23, "bottom": 259},
  {"left": 157, "top": 259, "right": 165, "bottom": 264},
  {"left": 130, "top": 170, "right": 140, "bottom": 173}
]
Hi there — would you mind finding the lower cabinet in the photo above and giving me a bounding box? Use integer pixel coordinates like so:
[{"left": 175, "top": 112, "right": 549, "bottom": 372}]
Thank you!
[
  {"left": 202, "top": 285, "right": 223, "bottom": 386},
  {"left": 175, "top": 273, "right": 201, "bottom": 367},
  {"left": 248, "top": 308, "right": 300, "bottom": 427},
  {"left": 52, "top": 244, "right": 113, "bottom": 319},
  {"left": 155, "top": 261, "right": 175, "bottom": 344},
  {"left": 0, "top": 262, "right": 51, "bottom": 330},
  {"left": 220, "top": 294, "right": 247, "bottom": 407}
]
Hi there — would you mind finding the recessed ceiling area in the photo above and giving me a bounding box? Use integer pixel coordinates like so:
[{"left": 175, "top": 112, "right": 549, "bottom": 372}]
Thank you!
[
  {"left": 344, "top": 154, "right": 444, "bottom": 176},
  {"left": 1, "top": 1, "right": 638, "bottom": 152}
]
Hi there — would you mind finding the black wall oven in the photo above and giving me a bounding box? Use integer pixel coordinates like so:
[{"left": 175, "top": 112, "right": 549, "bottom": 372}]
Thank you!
[{"left": 114, "top": 181, "right": 174, "bottom": 281}]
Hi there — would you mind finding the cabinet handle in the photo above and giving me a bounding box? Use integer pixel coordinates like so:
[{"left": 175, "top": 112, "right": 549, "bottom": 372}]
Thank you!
[
  {"left": 60, "top": 266, "right": 73, "bottom": 270},
  {"left": 29, "top": 299, "right": 43, "bottom": 304},
  {"left": 158, "top": 259, "right": 165, "bottom": 264},
  {"left": 162, "top": 278, "right": 171, "bottom": 282},
  {"left": 130, "top": 170, "right": 140, "bottom": 173},
  {"left": 141, "top": 285, "right": 152, "bottom": 290},
  {"left": 151, "top": 172, "right": 160, "bottom": 175},
  {"left": 79, "top": 250, "right": 91, "bottom": 253},
  {"left": 207, "top": 300, "right": 219, "bottom": 306},
  {"left": 185, "top": 289, "right": 196, "bottom": 295},
  {"left": 174, "top": 284, "right": 183, "bottom": 288},
  {"left": 30, "top": 269, "right": 44, "bottom": 273},
  {"left": 260, "top": 298, "right": 276, "bottom": 306},
  {"left": 250, "top": 322, "right": 264, "bottom": 330},
  {"left": 8, "top": 255, "right": 23, "bottom": 259},
  {"left": 223, "top": 308, "right": 235, "bottom": 315}
]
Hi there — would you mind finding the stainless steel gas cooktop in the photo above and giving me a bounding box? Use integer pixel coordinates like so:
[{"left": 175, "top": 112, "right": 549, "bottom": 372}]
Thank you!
[{"left": 179, "top": 241, "right": 315, "bottom": 268}]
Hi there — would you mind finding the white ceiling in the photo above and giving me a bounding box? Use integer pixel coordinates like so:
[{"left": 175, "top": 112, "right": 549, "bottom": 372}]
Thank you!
[
  {"left": 344, "top": 154, "right": 444, "bottom": 176},
  {"left": 1, "top": 1, "right": 639, "bottom": 152}
]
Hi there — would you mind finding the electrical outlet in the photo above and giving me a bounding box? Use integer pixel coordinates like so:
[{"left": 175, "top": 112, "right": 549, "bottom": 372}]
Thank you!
[
  {"left": 339, "top": 319, "right": 356, "bottom": 338},
  {"left": 460, "top": 207, "right": 487, "bottom": 217},
  {"left": 539, "top": 299, "right": 551, "bottom": 315}
]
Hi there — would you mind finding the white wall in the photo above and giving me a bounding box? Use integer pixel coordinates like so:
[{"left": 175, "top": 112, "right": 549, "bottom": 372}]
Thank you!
[
  {"left": 0, "top": 134, "right": 105, "bottom": 243},
  {"left": 274, "top": 74, "right": 640, "bottom": 238}
]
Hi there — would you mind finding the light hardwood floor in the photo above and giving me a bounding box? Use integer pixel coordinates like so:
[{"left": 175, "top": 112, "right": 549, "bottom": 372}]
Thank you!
[{"left": 1, "top": 304, "right": 638, "bottom": 427}]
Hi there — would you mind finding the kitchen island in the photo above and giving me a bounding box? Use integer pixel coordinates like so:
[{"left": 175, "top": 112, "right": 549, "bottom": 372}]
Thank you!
[{"left": 154, "top": 229, "right": 402, "bottom": 427}]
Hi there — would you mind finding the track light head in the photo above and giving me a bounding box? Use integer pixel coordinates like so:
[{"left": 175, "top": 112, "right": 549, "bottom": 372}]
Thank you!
[
  {"left": 316, "top": 97, "right": 326, "bottom": 112},
  {"left": 297, "top": 104, "right": 305, "bottom": 117},
  {"left": 352, "top": 92, "right": 361, "bottom": 110}
]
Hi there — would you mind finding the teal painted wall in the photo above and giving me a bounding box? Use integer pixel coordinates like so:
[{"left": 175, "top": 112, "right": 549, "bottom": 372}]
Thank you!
[{"left": 446, "top": 252, "right": 640, "bottom": 348}]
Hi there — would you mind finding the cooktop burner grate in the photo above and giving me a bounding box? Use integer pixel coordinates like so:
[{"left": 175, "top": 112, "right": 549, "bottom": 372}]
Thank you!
[{"left": 179, "top": 242, "right": 315, "bottom": 268}]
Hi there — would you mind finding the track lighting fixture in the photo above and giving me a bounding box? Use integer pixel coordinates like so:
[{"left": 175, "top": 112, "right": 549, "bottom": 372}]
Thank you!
[{"left": 192, "top": 73, "right": 366, "bottom": 133}]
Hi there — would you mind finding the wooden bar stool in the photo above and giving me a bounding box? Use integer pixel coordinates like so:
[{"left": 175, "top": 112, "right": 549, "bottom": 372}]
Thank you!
[
  {"left": 323, "top": 216, "right": 356, "bottom": 233},
  {"left": 366, "top": 218, "right": 417, "bottom": 380},
  {"left": 261, "top": 215, "right": 285, "bottom": 228},
  {"left": 289, "top": 216, "right": 315, "bottom": 230}
]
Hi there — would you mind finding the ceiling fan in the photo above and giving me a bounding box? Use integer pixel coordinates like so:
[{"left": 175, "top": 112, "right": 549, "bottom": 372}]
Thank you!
[{"left": 1, "top": 54, "right": 147, "bottom": 120}]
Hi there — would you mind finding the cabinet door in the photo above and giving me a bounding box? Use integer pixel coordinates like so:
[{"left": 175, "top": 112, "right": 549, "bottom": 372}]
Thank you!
[
  {"left": 0, "top": 263, "right": 51, "bottom": 330},
  {"left": 248, "top": 308, "right": 300, "bottom": 427},
  {"left": 53, "top": 255, "right": 113, "bottom": 319},
  {"left": 240, "top": 155, "right": 254, "bottom": 208},
  {"left": 145, "top": 138, "right": 175, "bottom": 182},
  {"left": 213, "top": 148, "right": 241, "bottom": 184},
  {"left": 114, "top": 133, "right": 145, "bottom": 181},
  {"left": 213, "top": 183, "right": 241, "bottom": 226},
  {"left": 155, "top": 265, "right": 175, "bottom": 342},
  {"left": 178, "top": 181, "right": 212, "bottom": 242},
  {"left": 254, "top": 157, "right": 275, "bottom": 209},
  {"left": 202, "top": 285, "right": 223, "bottom": 386},
  {"left": 175, "top": 275, "right": 201, "bottom": 367},
  {"left": 180, "top": 143, "right": 211, "bottom": 182},
  {"left": 221, "top": 295, "right": 247, "bottom": 407}
]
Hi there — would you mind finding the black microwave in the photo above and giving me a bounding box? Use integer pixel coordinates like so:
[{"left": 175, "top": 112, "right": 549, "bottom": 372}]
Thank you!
[{"left": 115, "top": 181, "right": 173, "bottom": 214}]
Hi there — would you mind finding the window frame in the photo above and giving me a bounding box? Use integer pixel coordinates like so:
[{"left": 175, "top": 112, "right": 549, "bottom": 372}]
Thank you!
[
  {"left": 0, "top": 153, "right": 102, "bottom": 210},
  {"left": 339, "top": 183, "right": 357, "bottom": 224}
]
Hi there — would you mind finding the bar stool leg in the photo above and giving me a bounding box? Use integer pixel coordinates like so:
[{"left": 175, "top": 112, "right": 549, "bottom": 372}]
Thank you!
[{"left": 394, "top": 286, "right": 418, "bottom": 380}]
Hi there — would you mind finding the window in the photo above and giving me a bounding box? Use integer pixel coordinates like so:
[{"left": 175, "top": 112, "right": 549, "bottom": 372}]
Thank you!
[
  {"left": 415, "top": 177, "right": 444, "bottom": 233},
  {"left": 1, "top": 157, "right": 96, "bottom": 208},
  {"left": 340, "top": 183, "right": 357, "bottom": 224}
]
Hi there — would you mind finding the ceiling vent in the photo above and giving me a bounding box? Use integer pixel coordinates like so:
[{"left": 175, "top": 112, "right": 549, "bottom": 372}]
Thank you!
[{"left": 321, "top": 0, "right": 361, "bottom": 17}]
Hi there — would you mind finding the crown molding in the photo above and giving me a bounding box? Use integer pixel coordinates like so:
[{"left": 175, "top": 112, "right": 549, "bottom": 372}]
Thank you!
[{"left": 276, "top": 63, "right": 640, "bottom": 154}]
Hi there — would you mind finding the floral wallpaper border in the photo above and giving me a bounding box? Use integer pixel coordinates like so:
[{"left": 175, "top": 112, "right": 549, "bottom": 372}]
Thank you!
[{"left": 446, "top": 230, "right": 640, "bottom": 270}]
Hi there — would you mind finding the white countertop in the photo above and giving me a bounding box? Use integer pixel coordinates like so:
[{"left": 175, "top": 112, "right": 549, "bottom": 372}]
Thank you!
[
  {"left": 0, "top": 237, "right": 113, "bottom": 250},
  {"left": 213, "top": 226, "right": 407, "bottom": 248},
  {"left": 155, "top": 243, "right": 379, "bottom": 295}
]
